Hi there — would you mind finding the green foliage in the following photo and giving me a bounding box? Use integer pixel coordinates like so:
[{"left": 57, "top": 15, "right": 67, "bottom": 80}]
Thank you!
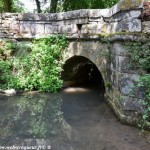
[
  {"left": 0, "top": 36, "right": 68, "bottom": 93},
  {"left": 12, "top": 0, "right": 25, "bottom": 12},
  {"left": 62, "top": 0, "right": 119, "bottom": 11},
  {"left": 0, "top": 93, "right": 64, "bottom": 141},
  {"left": 0, "top": 40, "right": 17, "bottom": 89},
  {"left": 0, "top": 60, "right": 14, "bottom": 89},
  {"left": 34, "top": 0, "right": 119, "bottom": 13},
  {"left": 127, "top": 42, "right": 150, "bottom": 72},
  {"left": 127, "top": 41, "right": 150, "bottom": 128},
  {"left": 138, "top": 75, "right": 150, "bottom": 122},
  {"left": 98, "top": 45, "right": 110, "bottom": 59},
  {"left": 0, "top": 0, "right": 24, "bottom": 12},
  {"left": 0, "top": 40, "right": 16, "bottom": 57},
  {"left": 14, "top": 93, "right": 63, "bottom": 138},
  {"left": 105, "top": 80, "right": 112, "bottom": 90}
]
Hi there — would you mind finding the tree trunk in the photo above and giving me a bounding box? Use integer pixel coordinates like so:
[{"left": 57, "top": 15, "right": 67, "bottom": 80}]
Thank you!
[
  {"left": 50, "top": 0, "right": 58, "bottom": 13},
  {"left": 3, "top": 0, "right": 12, "bottom": 12},
  {"left": 35, "top": 0, "right": 42, "bottom": 13}
]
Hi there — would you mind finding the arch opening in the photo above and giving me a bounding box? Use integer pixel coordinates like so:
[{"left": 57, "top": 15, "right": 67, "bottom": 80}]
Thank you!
[{"left": 61, "top": 56, "right": 105, "bottom": 95}]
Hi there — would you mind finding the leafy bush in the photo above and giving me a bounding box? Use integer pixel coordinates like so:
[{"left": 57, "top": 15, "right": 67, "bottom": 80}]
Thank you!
[
  {"left": 0, "top": 40, "right": 16, "bottom": 57},
  {"left": 0, "top": 36, "right": 68, "bottom": 92},
  {"left": 0, "top": 60, "right": 13, "bottom": 89}
]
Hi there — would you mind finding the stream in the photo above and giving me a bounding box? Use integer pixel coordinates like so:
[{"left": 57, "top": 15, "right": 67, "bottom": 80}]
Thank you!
[{"left": 0, "top": 85, "right": 150, "bottom": 150}]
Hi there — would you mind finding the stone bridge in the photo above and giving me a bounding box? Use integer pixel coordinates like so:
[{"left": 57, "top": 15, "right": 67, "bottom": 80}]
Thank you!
[{"left": 1, "top": 0, "right": 150, "bottom": 128}]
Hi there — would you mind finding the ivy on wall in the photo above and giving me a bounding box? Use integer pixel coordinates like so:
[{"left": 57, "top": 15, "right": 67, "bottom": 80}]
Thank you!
[
  {"left": 127, "top": 42, "right": 150, "bottom": 72},
  {"left": 0, "top": 36, "right": 68, "bottom": 93},
  {"left": 126, "top": 41, "right": 150, "bottom": 128}
]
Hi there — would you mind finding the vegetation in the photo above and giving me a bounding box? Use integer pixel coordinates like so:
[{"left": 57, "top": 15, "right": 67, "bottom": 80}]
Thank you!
[
  {"left": 0, "top": 0, "right": 24, "bottom": 12},
  {"left": 139, "top": 75, "right": 150, "bottom": 123},
  {"left": 25, "top": 0, "right": 119, "bottom": 13},
  {"left": 62, "top": 0, "right": 118, "bottom": 12},
  {"left": 0, "top": 36, "right": 68, "bottom": 92},
  {"left": 127, "top": 42, "right": 150, "bottom": 128},
  {"left": 0, "top": 93, "right": 65, "bottom": 143},
  {"left": 0, "top": 0, "right": 119, "bottom": 13},
  {"left": 14, "top": 93, "right": 64, "bottom": 138}
]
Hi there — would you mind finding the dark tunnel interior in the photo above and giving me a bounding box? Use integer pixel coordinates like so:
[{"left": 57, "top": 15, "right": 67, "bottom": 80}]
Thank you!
[{"left": 61, "top": 56, "right": 105, "bottom": 95}]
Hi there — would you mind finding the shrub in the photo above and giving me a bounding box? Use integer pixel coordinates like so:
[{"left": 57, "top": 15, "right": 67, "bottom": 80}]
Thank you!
[{"left": 0, "top": 36, "right": 68, "bottom": 92}]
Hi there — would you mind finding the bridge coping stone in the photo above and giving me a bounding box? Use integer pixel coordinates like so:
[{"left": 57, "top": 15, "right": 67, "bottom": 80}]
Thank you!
[
  {"left": 0, "top": 0, "right": 143, "bottom": 20},
  {"left": 1, "top": 0, "right": 149, "bottom": 39}
]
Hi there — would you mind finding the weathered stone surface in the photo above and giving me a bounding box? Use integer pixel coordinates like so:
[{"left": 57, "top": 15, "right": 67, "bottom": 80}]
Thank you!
[
  {"left": 44, "top": 24, "right": 53, "bottom": 34},
  {"left": 119, "top": 76, "right": 135, "bottom": 95},
  {"left": 119, "top": 0, "right": 143, "bottom": 11},
  {"left": 44, "top": 24, "right": 58, "bottom": 34},
  {"left": 142, "top": 21, "right": 150, "bottom": 33},
  {"left": 101, "top": 23, "right": 111, "bottom": 34},
  {"left": 110, "top": 70, "right": 119, "bottom": 88},
  {"left": 120, "top": 96, "right": 142, "bottom": 111},
  {"left": 18, "top": 13, "right": 50, "bottom": 21},
  {"left": 111, "top": 56, "right": 128, "bottom": 72},
  {"left": 118, "top": 73, "right": 145, "bottom": 99},
  {"left": 88, "top": 9, "right": 105, "bottom": 18},
  {"left": 0, "top": 89, "right": 16, "bottom": 96},
  {"left": 81, "top": 22, "right": 102, "bottom": 34},
  {"left": 111, "top": 19, "right": 141, "bottom": 33},
  {"left": 58, "top": 24, "right": 77, "bottom": 33},
  {"left": 111, "top": 43, "right": 127, "bottom": 55},
  {"left": 100, "top": 0, "right": 142, "bottom": 18},
  {"left": 105, "top": 10, "right": 141, "bottom": 23},
  {"left": 107, "top": 87, "right": 122, "bottom": 104},
  {"left": 123, "top": 19, "right": 141, "bottom": 32},
  {"left": 0, "top": 2, "right": 144, "bottom": 39},
  {"left": 51, "top": 18, "right": 89, "bottom": 25},
  {"left": 2, "top": 13, "right": 19, "bottom": 20},
  {"left": 118, "top": 56, "right": 130, "bottom": 72}
]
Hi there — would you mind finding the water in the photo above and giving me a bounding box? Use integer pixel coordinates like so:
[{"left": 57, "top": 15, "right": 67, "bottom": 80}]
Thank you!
[{"left": 0, "top": 86, "right": 150, "bottom": 150}]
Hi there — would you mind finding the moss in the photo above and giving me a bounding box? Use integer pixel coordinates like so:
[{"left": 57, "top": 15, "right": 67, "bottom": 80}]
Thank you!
[
  {"left": 100, "top": 31, "right": 143, "bottom": 37},
  {"left": 119, "top": 0, "right": 143, "bottom": 10},
  {"left": 105, "top": 81, "right": 112, "bottom": 89},
  {"left": 85, "top": 31, "right": 147, "bottom": 38},
  {"left": 101, "top": 24, "right": 108, "bottom": 34}
]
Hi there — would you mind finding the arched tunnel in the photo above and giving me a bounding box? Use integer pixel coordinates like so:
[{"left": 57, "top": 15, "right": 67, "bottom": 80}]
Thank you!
[
  {"left": 61, "top": 56, "right": 107, "bottom": 129},
  {"left": 61, "top": 56, "right": 105, "bottom": 95}
]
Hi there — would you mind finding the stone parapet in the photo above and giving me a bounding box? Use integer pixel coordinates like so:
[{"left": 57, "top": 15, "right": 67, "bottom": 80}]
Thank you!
[{"left": 0, "top": 0, "right": 145, "bottom": 39}]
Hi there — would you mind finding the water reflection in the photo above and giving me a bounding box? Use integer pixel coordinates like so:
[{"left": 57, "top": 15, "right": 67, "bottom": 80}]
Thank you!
[
  {"left": 63, "top": 87, "right": 91, "bottom": 93},
  {"left": 0, "top": 88, "right": 150, "bottom": 150},
  {"left": 0, "top": 92, "right": 71, "bottom": 146}
]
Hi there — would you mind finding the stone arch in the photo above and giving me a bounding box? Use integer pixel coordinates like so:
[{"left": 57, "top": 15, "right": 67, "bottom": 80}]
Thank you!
[{"left": 61, "top": 55, "right": 105, "bottom": 95}]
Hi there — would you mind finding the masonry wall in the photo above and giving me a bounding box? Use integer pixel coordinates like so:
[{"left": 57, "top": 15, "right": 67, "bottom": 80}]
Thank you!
[
  {"left": 0, "top": 0, "right": 150, "bottom": 128},
  {"left": 0, "top": 0, "right": 144, "bottom": 39}
]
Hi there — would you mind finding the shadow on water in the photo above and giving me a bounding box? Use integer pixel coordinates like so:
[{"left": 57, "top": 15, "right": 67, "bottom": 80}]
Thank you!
[
  {"left": 0, "top": 56, "right": 150, "bottom": 149},
  {"left": 0, "top": 86, "right": 150, "bottom": 150},
  {"left": 0, "top": 93, "right": 68, "bottom": 146},
  {"left": 61, "top": 85, "right": 150, "bottom": 150},
  {"left": 61, "top": 85, "right": 105, "bottom": 127}
]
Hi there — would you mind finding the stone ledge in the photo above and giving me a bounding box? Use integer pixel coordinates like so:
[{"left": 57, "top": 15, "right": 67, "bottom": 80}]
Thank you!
[{"left": 0, "top": 1, "right": 143, "bottom": 21}]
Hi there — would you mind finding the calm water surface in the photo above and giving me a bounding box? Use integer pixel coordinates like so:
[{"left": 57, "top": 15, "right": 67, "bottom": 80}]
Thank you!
[{"left": 0, "top": 86, "right": 150, "bottom": 150}]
